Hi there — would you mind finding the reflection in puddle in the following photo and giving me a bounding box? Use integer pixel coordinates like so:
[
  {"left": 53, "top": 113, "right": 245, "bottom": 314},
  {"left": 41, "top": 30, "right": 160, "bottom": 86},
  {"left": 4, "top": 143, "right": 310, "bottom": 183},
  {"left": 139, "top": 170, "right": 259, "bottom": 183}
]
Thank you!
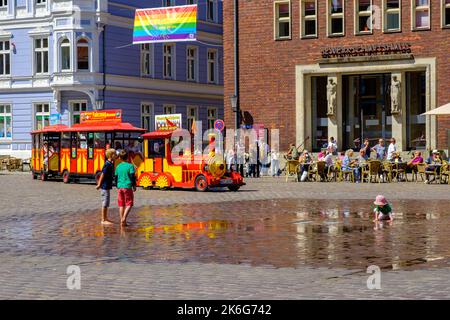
[{"left": 1, "top": 199, "right": 450, "bottom": 271}]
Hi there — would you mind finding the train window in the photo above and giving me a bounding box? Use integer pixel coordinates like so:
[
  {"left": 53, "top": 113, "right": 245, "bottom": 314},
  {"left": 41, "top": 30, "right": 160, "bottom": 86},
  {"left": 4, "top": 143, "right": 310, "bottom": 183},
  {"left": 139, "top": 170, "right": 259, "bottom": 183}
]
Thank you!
[
  {"left": 148, "top": 138, "right": 164, "bottom": 157},
  {"left": 94, "top": 132, "right": 106, "bottom": 149},
  {"left": 87, "top": 132, "right": 94, "bottom": 159},
  {"left": 61, "top": 132, "right": 70, "bottom": 149},
  {"left": 78, "top": 132, "right": 87, "bottom": 149},
  {"left": 71, "top": 133, "right": 77, "bottom": 158}
]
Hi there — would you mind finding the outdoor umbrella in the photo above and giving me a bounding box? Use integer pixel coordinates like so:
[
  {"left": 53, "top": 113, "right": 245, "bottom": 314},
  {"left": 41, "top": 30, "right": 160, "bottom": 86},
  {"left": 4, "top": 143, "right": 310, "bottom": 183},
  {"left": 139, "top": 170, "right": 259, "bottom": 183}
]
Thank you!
[{"left": 422, "top": 103, "right": 450, "bottom": 115}]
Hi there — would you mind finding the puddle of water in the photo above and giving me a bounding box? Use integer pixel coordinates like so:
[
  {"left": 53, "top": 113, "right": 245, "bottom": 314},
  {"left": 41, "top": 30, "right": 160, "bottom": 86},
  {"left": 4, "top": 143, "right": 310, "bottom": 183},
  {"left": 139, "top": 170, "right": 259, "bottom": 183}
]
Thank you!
[{"left": 1, "top": 199, "right": 450, "bottom": 271}]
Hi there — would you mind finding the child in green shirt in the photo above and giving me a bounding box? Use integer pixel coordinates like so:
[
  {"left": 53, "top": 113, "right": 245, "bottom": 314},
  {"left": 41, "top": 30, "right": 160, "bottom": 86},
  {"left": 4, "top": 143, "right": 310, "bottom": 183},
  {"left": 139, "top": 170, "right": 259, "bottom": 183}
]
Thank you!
[{"left": 115, "top": 150, "right": 136, "bottom": 227}]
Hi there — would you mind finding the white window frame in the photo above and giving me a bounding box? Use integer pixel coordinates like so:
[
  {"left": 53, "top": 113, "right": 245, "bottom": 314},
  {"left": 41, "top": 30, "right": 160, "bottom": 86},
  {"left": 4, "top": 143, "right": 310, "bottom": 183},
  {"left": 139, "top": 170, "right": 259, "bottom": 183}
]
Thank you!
[
  {"left": 412, "top": 0, "right": 431, "bottom": 30},
  {"left": 186, "top": 105, "right": 198, "bottom": 132},
  {"left": 163, "top": 104, "right": 176, "bottom": 115},
  {"left": 76, "top": 38, "right": 90, "bottom": 72},
  {"left": 69, "top": 100, "right": 88, "bottom": 125},
  {"left": 0, "top": 104, "right": 12, "bottom": 140},
  {"left": 0, "top": 40, "right": 11, "bottom": 76},
  {"left": 382, "top": 0, "right": 402, "bottom": 32},
  {"left": 36, "top": 0, "right": 47, "bottom": 5},
  {"left": 60, "top": 38, "right": 71, "bottom": 72},
  {"left": 186, "top": 46, "right": 198, "bottom": 82},
  {"left": 300, "top": 0, "right": 318, "bottom": 38},
  {"left": 0, "top": 0, "right": 8, "bottom": 9},
  {"left": 141, "top": 102, "right": 154, "bottom": 132},
  {"left": 207, "top": 107, "right": 217, "bottom": 130},
  {"left": 163, "top": 44, "right": 175, "bottom": 80},
  {"left": 33, "top": 103, "right": 50, "bottom": 130},
  {"left": 355, "top": 0, "right": 373, "bottom": 35},
  {"left": 141, "top": 43, "right": 154, "bottom": 77},
  {"left": 442, "top": 0, "right": 450, "bottom": 28},
  {"left": 207, "top": 0, "right": 218, "bottom": 23},
  {"left": 327, "top": 0, "right": 345, "bottom": 36},
  {"left": 274, "top": 1, "right": 292, "bottom": 40},
  {"left": 207, "top": 49, "right": 218, "bottom": 84},
  {"left": 34, "top": 37, "right": 49, "bottom": 75}
]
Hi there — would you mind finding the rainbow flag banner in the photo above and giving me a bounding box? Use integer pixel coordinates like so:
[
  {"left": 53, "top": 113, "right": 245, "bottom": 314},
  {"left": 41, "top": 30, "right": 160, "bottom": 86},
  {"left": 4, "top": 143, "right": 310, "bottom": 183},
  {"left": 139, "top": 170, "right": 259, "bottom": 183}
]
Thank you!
[{"left": 133, "top": 5, "right": 197, "bottom": 44}]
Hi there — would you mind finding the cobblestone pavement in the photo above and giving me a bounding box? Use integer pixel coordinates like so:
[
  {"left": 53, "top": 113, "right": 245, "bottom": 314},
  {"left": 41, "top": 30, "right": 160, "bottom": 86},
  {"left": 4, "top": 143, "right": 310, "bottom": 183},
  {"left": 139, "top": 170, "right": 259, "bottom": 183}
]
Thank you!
[{"left": 0, "top": 172, "right": 450, "bottom": 299}]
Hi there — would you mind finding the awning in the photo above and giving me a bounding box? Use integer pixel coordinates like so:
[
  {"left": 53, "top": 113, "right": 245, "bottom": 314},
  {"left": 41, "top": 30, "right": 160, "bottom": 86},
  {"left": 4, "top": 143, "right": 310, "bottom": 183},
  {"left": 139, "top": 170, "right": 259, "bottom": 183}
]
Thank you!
[{"left": 422, "top": 103, "right": 450, "bottom": 115}]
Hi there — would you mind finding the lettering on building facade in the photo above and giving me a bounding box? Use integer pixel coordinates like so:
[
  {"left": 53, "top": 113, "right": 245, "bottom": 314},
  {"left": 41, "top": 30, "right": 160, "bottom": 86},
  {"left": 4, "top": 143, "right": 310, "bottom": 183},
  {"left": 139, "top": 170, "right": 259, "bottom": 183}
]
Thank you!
[{"left": 321, "top": 43, "right": 412, "bottom": 59}]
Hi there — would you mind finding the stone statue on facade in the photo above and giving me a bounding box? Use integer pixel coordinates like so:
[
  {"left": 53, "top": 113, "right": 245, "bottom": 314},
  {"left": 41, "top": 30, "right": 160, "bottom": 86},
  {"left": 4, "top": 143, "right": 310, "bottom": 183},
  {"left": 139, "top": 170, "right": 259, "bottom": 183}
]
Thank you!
[
  {"left": 327, "top": 79, "right": 337, "bottom": 116},
  {"left": 391, "top": 76, "right": 401, "bottom": 114}
]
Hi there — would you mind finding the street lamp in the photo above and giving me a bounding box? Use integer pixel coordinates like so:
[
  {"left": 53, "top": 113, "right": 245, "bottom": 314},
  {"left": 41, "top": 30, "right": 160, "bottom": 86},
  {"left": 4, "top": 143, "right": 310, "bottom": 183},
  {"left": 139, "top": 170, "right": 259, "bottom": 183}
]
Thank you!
[{"left": 230, "top": 95, "right": 238, "bottom": 113}]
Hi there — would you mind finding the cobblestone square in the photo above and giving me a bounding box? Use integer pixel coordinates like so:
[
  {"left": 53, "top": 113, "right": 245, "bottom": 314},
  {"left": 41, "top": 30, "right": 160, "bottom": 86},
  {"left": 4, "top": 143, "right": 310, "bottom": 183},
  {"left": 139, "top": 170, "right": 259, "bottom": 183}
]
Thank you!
[{"left": 1, "top": 172, "right": 450, "bottom": 299}]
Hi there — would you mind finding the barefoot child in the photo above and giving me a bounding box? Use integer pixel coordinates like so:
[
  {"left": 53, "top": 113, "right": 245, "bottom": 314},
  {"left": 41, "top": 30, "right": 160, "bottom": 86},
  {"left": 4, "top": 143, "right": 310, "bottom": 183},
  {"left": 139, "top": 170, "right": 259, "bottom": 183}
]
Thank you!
[
  {"left": 373, "top": 195, "right": 393, "bottom": 221},
  {"left": 96, "top": 148, "right": 116, "bottom": 225},
  {"left": 115, "top": 150, "right": 136, "bottom": 227}
]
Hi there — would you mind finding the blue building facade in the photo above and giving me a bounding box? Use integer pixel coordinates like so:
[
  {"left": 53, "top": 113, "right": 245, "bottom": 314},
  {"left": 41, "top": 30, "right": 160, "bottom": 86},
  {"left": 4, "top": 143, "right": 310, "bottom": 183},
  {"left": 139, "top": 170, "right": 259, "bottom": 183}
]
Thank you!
[{"left": 0, "top": 0, "right": 223, "bottom": 158}]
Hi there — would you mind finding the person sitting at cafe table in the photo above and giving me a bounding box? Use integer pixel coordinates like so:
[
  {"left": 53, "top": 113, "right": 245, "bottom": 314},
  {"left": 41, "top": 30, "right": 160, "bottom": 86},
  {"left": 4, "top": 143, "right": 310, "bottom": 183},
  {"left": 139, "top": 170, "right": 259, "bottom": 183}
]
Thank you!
[
  {"left": 371, "top": 139, "right": 386, "bottom": 160},
  {"left": 342, "top": 149, "right": 360, "bottom": 182},
  {"left": 391, "top": 151, "right": 403, "bottom": 163},
  {"left": 424, "top": 150, "right": 442, "bottom": 184},
  {"left": 317, "top": 148, "right": 327, "bottom": 161},
  {"left": 406, "top": 151, "right": 424, "bottom": 173},
  {"left": 286, "top": 143, "right": 299, "bottom": 161},
  {"left": 323, "top": 147, "right": 334, "bottom": 170},
  {"left": 298, "top": 150, "right": 313, "bottom": 182}
]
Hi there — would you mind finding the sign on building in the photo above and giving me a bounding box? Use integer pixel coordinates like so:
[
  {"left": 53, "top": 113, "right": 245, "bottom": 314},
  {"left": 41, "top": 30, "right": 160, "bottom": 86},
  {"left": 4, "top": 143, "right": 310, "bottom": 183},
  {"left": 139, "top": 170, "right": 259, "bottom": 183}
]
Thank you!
[
  {"left": 80, "top": 110, "right": 122, "bottom": 124},
  {"left": 155, "top": 114, "right": 182, "bottom": 131}
]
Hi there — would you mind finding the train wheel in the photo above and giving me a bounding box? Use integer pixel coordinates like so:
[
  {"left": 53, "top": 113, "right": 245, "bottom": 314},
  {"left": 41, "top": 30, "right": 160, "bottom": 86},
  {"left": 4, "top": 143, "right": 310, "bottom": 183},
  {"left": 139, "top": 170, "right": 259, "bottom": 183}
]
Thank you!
[
  {"left": 195, "top": 175, "right": 208, "bottom": 192},
  {"left": 40, "top": 172, "right": 47, "bottom": 182},
  {"left": 63, "top": 170, "right": 71, "bottom": 184},
  {"left": 227, "top": 185, "right": 240, "bottom": 192}
]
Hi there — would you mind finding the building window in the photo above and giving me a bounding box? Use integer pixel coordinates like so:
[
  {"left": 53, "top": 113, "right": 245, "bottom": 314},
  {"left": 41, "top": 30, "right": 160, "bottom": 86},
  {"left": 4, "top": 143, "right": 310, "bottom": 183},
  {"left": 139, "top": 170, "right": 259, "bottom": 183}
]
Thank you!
[
  {"left": 34, "top": 103, "right": 50, "bottom": 130},
  {"left": 207, "top": 0, "right": 216, "bottom": 22},
  {"left": 141, "top": 43, "right": 153, "bottom": 77},
  {"left": 328, "top": 0, "right": 345, "bottom": 36},
  {"left": 207, "top": 49, "right": 217, "bottom": 84},
  {"left": 163, "top": 0, "right": 174, "bottom": 6},
  {"left": 0, "top": 104, "right": 12, "bottom": 139},
  {"left": 412, "top": 0, "right": 430, "bottom": 30},
  {"left": 186, "top": 46, "right": 197, "bottom": 81},
  {"left": 383, "top": 0, "right": 401, "bottom": 32},
  {"left": 443, "top": 0, "right": 450, "bottom": 27},
  {"left": 141, "top": 103, "right": 154, "bottom": 132},
  {"left": 77, "top": 39, "right": 89, "bottom": 71},
  {"left": 0, "top": 40, "right": 10, "bottom": 76},
  {"left": 163, "top": 44, "right": 174, "bottom": 79},
  {"left": 36, "top": 0, "right": 47, "bottom": 4},
  {"left": 163, "top": 104, "right": 176, "bottom": 114},
  {"left": 60, "top": 39, "right": 71, "bottom": 71},
  {"left": 187, "top": 106, "right": 198, "bottom": 132},
  {"left": 70, "top": 101, "right": 87, "bottom": 125},
  {"left": 0, "top": 0, "right": 8, "bottom": 8},
  {"left": 187, "top": 0, "right": 196, "bottom": 4},
  {"left": 274, "top": 1, "right": 291, "bottom": 39},
  {"left": 355, "top": 0, "right": 373, "bottom": 34},
  {"left": 207, "top": 107, "right": 217, "bottom": 130},
  {"left": 34, "top": 38, "right": 49, "bottom": 75},
  {"left": 301, "top": 0, "right": 317, "bottom": 38}
]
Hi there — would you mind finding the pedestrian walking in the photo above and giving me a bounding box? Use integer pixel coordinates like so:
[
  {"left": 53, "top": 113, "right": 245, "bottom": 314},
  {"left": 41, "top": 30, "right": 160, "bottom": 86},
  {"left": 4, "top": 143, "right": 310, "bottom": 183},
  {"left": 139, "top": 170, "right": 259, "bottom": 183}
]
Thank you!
[
  {"left": 115, "top": 150, "right": 137, "bottom": 227},
  {"left": 96, "top": 148, "right": 116, "bottom": 225}
]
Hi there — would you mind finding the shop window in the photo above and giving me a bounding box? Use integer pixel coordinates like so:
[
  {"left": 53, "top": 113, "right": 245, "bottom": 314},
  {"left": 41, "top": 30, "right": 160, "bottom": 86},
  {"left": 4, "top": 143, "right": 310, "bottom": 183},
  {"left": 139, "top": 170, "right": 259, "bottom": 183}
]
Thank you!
[
  {"left": 274, "top": 1, "right": 291, "bottom": 39},
  {"left": 328, "top": 0, "right": 345, "bottom": 36},
  {"left": 412, "top": 0, "right": 430, "bottom": 30},
  {"left": 301, "top": 0, "right": 317, "bottom": 38},
  {"left": 356, "top": 0, "right": 373, "bottom": 34},
  {"left": 384, "top": 0, "right": 401, "bottom": 32},
  {"left": 0, "top": 104, "right": 12, "bottom": 139}
]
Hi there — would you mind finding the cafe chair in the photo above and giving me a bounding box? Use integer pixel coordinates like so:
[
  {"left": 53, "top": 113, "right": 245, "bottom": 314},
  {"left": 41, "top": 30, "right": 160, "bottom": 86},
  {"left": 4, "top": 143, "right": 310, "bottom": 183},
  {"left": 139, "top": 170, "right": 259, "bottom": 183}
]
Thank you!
[
  {"left": 415, "top": 163, "right": 427, "bottom": 182},
  {"left": 285, "top": 160, "right": 300, "bottom": 182},
  {"left": 382, "top": 161, "right": 393, "bottom": 183},
  {"left": 362, "top": 160, "right": 381, "bottom": 183},
  {"left": 440, "top": 161, "right": 449, "bottom": 184}
]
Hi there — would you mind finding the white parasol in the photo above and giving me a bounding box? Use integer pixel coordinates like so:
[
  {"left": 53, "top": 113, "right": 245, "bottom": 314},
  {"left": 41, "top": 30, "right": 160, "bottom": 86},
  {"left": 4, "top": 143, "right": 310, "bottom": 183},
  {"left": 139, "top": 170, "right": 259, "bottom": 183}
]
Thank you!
[{"left": 422, "top": 103, "right": 450, "bottom": 115}]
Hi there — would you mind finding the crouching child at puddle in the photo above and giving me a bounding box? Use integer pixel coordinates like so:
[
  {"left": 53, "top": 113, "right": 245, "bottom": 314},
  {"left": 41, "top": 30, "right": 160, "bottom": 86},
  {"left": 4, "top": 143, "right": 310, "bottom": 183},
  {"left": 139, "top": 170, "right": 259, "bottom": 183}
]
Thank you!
[
  {"left": 373, "top": 195, "right": 393, "bottom": 222},
  {"left": 96, "top": 148, "right": 116, "bottom": 225},
  {"left": 115, "top": 150, "right": 136, "bottom": 227}
]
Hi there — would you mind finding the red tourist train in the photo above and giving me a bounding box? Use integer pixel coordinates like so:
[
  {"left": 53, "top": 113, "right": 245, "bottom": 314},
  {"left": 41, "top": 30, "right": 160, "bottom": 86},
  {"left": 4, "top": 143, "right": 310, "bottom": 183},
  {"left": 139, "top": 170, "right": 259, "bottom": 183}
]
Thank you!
[{"left": 31, "top": 110, "right": 244, "bottom": 191}]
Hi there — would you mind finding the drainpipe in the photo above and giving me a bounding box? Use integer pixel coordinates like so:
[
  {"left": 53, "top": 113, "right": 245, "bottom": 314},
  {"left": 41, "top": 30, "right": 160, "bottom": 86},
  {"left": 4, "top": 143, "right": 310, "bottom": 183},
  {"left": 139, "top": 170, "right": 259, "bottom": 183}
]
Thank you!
[
  {"left": 102, "top": 25, "right": 106, "bottom": 109},
  {"left": 233, "top": 0, "right": 239, "bottom": 131}
]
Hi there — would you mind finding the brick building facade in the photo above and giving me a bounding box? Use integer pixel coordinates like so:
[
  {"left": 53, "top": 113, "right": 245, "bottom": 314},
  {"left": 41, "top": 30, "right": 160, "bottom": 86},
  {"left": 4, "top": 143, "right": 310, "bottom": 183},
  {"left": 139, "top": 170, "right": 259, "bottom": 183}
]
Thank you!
[{"left": 224, "top": 0, "right": 450, "bottom": 153}]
